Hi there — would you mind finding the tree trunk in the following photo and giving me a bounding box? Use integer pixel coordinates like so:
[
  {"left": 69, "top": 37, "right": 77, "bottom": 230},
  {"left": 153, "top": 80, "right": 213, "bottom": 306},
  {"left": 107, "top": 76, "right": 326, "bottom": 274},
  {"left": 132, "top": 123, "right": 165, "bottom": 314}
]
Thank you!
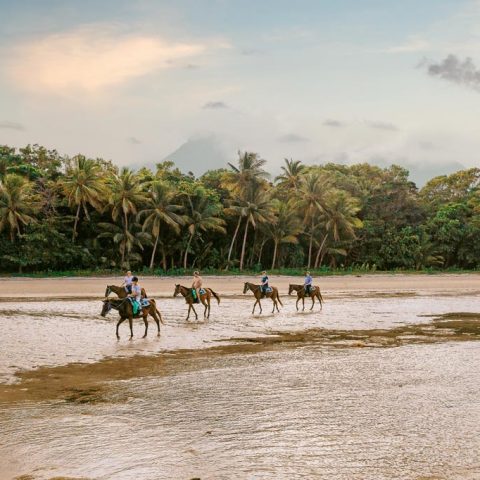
[
  {"left": 161, "top": 246, "right": 167, "bottom": 272},
  {"left": 123, "top": 210, "right": 129, "bottom": 264},
  {"left": 271, "top": 240, "right": 278, "bottom": 269},
  {"left": 183, "top": 232, "right": 194, "bottom": 270},
  {"left": 239, "top": 218, "right": 249, "bottom": 271},
  {"left": 314, "top": 234, "right": 328, "bottom": 268},
  {"left": 257, "top": 239, "right": 266, "bottom": 265},
  {"left": 149, "top": 233, "right": 159, "bottom": 270},
  {"left": 226, "top": 216, "right": 242, "bottom": 270},
  {"left": 307, "top": 226, "right": 314, "bottom": 269},
  {"left": 72, "top": 203, "right": 81, "bottom": 242}
]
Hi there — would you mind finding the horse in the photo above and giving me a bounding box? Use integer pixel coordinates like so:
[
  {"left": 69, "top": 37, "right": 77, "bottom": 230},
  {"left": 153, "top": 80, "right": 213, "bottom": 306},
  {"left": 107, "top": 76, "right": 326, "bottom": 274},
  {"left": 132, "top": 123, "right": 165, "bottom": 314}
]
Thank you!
[
  {"left": 288, "top": 284, "right": 324, "bottom": 311},
  {"left": 100, "top": 297, "right": 164, "bottom": 339},
  {"left": 173, "top": 284, "right": 220, "bottom": 320},
  {"left": 105, "top": 284, "right": 148, "bottom": 299},
  {"left": 242, "top": 282, "right": 283, "bottom": 314}
]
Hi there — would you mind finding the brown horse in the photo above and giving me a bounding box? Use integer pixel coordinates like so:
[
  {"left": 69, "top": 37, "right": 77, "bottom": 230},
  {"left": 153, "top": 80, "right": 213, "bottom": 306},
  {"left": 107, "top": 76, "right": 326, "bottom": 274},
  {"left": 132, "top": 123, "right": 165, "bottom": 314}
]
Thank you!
[
  {"left": 173, "top": 284, "right": 220, "bottom": 320},
  {"left": 100, "top": 297, "right": 164, "bottom": 339},
  {"left": 243, "top": 282, "right": 283, "bottom": 314},
  {"left": 105, "top": 284, "right": 147, "bottom": 299},
  {"left": 288, "top": 284, "right": 324, "bottom": 311}
]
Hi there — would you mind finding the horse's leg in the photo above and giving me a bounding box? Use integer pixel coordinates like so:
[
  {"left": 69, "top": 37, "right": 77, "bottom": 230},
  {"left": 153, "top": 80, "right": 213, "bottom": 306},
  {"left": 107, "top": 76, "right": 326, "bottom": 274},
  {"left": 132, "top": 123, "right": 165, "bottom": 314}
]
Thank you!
[
  {"left": 271, "top": 298, "right": 275, "bottom": 314},
  {"left": 191, "top": 304, "right": 198, "bottom": 320},
  {"left": 207, "top": 298, "right": 211, "bottom": 319},
  {"left": 296, "top": 295, "right": 300, "bottom": 311},
  {"left": 150, "top": 309, "right": 161, "bottom": 336},
  {"left": 186, "top": 304, "right": 191, "bottom": 321},
  {"left": 142, "top": 313, "right": 148, "bottom": 338},
  {"left": 128, "top": 316, "right": 133, "bottom": 339},
  {"left": 302, "top": 297, "right": 305, "bottom": 311},
  {"left": 310, "top": 294, "right": 315, "bottom": 310},
  {"left": 276, "top": 295, "right": 280, "bottom": 312},
  {"left": 258, "top": 299, "right": 262, "bottom": 314},
  {"left": 203, "top": 297, "right": 208, "bottom": 319},
  {"left": 252, "top": 299, "right": 257, "bottom": 314},
  {"left": 116, "top": 317, "right": 126, "bottom": 339}
]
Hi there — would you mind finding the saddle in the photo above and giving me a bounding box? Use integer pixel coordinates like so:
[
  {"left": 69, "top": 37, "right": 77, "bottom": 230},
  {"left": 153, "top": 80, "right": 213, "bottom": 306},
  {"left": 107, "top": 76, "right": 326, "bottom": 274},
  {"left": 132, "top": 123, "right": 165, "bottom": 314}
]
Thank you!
[
  {"left": 191, "top": 288, "right": 205, "bottom": 303},
  {"left": 129, "top": 298, "right": 150, "bottom": 315}
]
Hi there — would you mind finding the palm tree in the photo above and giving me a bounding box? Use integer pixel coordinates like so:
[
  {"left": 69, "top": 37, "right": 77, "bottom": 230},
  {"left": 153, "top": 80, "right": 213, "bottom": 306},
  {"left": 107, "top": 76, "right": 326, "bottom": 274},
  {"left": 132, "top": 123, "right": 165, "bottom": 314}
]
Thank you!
[
  {"left": 239, "top": 187, "right": 276, "bottom": 270},
  {"left": 298, "top": 172, "right": 329, "bottom": 268},
  {"left": 223, "top": 197, "right": 247, "bottom": 269},
  {"left": 225, "top": 151, "right": 270, "bottom": 194},
  {"left": 266, "top": 200, "right": 303, "bottom": 269},
  {"left": 275, "top": 158, "right": 305, "bottom": 191},
  {"left": 0, "top": 174, "right": 37, "bottom": 242},
  {"left": 138, "top": 181, "right": 184, "bottom": 269},
  {"left": 313, "top": 190, "right": 362, "bottom": 268},
  {"left": 97, "top": 221, "right": 151, "bottom": 268},
  {"left": 60, "top": 156, "right": 106, "bottom": 242},
  {"left": 108, "top": 168, "right": 147, "bottom": 266},
  {"left": 182, "top": 192, "right": 226, "bottom": 269}
]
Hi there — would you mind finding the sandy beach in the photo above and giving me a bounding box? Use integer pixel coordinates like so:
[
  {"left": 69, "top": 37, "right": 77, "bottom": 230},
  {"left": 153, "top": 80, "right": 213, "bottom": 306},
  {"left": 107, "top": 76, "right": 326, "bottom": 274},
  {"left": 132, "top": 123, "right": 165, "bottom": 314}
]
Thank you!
[{"left": 0, "top": 272, "right": 479, "bottom": 300}]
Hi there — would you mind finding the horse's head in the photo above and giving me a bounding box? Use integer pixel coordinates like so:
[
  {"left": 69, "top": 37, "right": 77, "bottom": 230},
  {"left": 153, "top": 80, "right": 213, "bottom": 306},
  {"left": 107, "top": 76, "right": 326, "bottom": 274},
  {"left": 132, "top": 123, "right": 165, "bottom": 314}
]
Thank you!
[
  {"left": 100, "top": 299, "right": 112, "bottom": 317},
  {"left": 243, "top": 282, "right": 249, "bottom": 294},
  {"left": 105, "top": 285, "right": 113, "bottom": 298},
  {"left": 288, "top": 284, "right": 294, "bottom": 295},
  {"left": 173, "top": 284, "right": 181, "bottom": 297}
]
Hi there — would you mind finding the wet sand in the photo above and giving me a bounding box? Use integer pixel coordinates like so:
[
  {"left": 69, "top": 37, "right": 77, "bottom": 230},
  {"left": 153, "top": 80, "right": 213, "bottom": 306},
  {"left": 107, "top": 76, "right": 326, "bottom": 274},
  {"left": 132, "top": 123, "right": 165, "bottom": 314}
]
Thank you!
[
  {"left": 1, "top": 273, "right": 480, "bottom": 300},
  {"left": 1, "top": 275, "right": 480, "bottom": 479}
]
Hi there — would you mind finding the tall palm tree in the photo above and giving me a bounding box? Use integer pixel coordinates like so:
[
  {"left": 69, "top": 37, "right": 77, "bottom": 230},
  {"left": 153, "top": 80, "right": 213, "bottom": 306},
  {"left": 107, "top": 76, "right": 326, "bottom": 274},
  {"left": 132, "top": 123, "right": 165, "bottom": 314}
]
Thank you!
[
  {"left": 108, "top": 168, "right": 147, "bottom": 265},
  {"left": 298, "top": 172, "right": 329, "bottom": 268},
  {"left": 266, "top": 200, "right": 303, "bottom": 269},
  {"left": 223, "top": 197, "right": 247, "bottom": 269},
  {"left": 183, "top": 192, "right": 226, "bottom": 269},
  {"left": 138, "top": 181, "right": 184, "bottom": 269},
  {"left": 225, "top": 151, "right": 270, "bottom": 194},
  {"left": 275, "top": 158, "right": 305, "bottom": 191},
  {"left": 60, "top": 156, "right": 106, "bottom": 242},
  {"left": 239, "top": 187, "right": 276, "bottom": 270},
  {"left": 0, "top": 174, "right": 37, "bottom": 242},
  {"left": 313, "top": 190, "right": 363, "bottom": 268}
]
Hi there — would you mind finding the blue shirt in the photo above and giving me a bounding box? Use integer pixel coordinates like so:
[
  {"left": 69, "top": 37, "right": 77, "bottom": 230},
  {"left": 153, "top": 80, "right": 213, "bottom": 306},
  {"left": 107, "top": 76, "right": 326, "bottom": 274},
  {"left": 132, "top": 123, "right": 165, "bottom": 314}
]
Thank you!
[
  {"left": 305, "top": 275, "right": 313, "bottom": 286},
  {"left": 131, "top": 284, "right": 142, "bottom": 301}
]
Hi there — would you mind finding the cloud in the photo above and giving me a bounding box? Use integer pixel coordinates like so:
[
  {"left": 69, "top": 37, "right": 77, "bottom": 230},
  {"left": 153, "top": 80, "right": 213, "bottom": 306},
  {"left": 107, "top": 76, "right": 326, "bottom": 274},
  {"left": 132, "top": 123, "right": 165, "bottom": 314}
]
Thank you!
[
  {"left": 384, "top": 36, "right": 430, "bottom": 54},
  {"left": 424, "top": 54, "right": 480, "bottom": 92},
  {"left": 6, "top": 24, "right": 205, "bottom": 94},
  {"left": 0, "top": 121, "right": 25, "bottom": 130},
  {"left": 127, "top": 137, "right": 141, "bottom": 144},
  {"left": 323, "top": 119, "right": 345, "bottom": 127},
  {"left": 367, "top": 121, "right": 399, "bottom": 131},
  {"left": 278, "top": 133, "right": 309, "bottom": 143},
  {"left": 203, "top": 101, "right": 229, "bottom": 109}
]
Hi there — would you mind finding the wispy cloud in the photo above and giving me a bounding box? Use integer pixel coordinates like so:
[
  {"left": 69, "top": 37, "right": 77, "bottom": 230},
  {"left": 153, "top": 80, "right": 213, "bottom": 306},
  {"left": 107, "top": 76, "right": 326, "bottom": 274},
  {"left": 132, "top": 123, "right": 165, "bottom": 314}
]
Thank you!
[
  {"left": 0, "top": 121, "right": 25, "bottom": 130},
  {"left": 383, "top": 35, "right": 430, "bottom": 54},
  {"left": 424, "top": 54, "right": 480, "bottom": 92},
  {"left": 127, "top": 136, "right": 141, "bottom": 144},
  {"left": 278, "top": 133, "right": 309, "bottom": 143},
  {"left": 203, "top": 101, "right": 229, "bottom": 109},
  {"left": 6, "top": 24, "right": 205, "bottom": 94},
  {"left": 367, "top": 121, "right": 399, "bottom": 131},
  {"left": 323, "top": 119, "right": 345, "bottom": 127}
]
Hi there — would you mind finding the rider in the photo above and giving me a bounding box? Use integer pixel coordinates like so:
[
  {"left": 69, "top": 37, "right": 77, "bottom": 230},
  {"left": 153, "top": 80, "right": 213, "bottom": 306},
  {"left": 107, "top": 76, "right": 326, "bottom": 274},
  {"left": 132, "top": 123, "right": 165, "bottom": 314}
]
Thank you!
[
  {"left": 192, "top": 271, "right": 203, "bottom": 304},
  {"left": 261, "top": 271, "right": 269, "bottom": 296},
  {"left": 122, "top": 270, "right": 134, "bottom": 294},
  {"left": 128, "top": 276, "right": 142, "bottom": 314},
  {"left": 304, "top": 271, "right": 313, "bottom": 294}
]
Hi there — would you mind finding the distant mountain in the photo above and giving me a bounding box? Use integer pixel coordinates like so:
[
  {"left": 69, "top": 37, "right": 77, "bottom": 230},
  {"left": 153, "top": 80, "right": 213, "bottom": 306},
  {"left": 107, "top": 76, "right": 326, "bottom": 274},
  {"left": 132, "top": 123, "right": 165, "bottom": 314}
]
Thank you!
[{"left": 160, "top": 135, "right": 231, "bottom": 176}]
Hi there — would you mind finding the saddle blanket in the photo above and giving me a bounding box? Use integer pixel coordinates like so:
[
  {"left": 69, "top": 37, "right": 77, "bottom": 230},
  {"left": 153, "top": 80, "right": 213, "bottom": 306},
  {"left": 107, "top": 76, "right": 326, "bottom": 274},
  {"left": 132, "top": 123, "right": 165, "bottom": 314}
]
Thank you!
[{"left": 129, "top": 298, "right": 150, "bottom": 315}]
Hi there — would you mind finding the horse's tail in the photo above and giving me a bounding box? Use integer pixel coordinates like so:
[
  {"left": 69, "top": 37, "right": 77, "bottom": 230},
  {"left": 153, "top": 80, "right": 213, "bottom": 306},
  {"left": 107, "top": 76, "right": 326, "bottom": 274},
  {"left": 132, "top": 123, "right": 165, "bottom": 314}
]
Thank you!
[
  {"left": 209, "top": 289, "right": 221, "bottom": 305},
  {"left": 142, "top": 288, "right": 148, "bottom": 299},
  {"left": 276, "top": 289, "right": 284, "bottom": 307},
  {"left": 317, "top": 288, "right": 324, "bottom": 305},
  {"left": 157, "top": 308, "right": 165, "bottom": 324}
]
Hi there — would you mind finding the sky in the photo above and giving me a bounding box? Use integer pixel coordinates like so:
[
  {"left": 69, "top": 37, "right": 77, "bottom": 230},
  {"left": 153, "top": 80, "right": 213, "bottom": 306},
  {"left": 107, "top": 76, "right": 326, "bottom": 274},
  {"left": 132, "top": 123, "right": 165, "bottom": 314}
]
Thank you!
[{"left": 1, "top": 0, "right": 480, "bottom": 183}]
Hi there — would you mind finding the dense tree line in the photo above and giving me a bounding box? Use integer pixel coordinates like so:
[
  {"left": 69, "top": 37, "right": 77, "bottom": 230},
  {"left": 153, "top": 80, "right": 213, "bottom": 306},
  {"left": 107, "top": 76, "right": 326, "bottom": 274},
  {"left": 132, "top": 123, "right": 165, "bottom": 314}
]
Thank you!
[{"left": 1, "top": 144, "right": 479, "bottom": 273}]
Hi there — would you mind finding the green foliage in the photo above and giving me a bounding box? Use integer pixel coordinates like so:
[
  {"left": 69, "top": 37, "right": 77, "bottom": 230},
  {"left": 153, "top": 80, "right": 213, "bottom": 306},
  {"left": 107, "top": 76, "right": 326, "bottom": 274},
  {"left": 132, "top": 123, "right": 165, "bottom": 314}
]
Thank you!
[{"left": 0, "top": 143, "right": 479, "bottom": 273}]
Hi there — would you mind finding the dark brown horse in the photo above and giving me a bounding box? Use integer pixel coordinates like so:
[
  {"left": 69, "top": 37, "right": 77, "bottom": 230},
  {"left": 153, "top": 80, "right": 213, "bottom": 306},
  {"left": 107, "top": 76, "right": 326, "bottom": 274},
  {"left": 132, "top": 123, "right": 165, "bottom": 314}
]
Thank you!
[
  {"left": 288, "top": 284, "right": 323, "bottom": 311},
  {"left": 101, "top": 297, "right": 164, "bottom": 339},
  {"left": 105, "top": 284, "right": 147, "bottom": 299},
  {"left": 173, "top": 284, "right": 220, "bottom": 320},
  {"left": 243, "top": 282, "right": 283, "bottom": 314}
]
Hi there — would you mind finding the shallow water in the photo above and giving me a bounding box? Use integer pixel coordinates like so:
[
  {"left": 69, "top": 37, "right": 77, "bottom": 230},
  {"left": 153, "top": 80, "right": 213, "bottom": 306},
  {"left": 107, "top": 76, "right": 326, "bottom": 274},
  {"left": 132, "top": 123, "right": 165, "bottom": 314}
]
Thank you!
[
  {"left": 1, "top": 293, "right": 480, "bottom": 479},
  {"left": 1, "top": 293, "right": 480, "bottom": 383}
]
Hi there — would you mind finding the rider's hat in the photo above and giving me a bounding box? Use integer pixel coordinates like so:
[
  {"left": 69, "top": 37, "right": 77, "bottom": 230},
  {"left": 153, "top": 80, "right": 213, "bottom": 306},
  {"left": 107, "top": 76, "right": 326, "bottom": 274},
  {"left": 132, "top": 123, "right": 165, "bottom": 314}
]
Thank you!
[
  {"left": 194, "top": 271, "right": 200, "bottom": 275},
  {"left": 132, "top": 276, "right": 139, "bottom": 282}
]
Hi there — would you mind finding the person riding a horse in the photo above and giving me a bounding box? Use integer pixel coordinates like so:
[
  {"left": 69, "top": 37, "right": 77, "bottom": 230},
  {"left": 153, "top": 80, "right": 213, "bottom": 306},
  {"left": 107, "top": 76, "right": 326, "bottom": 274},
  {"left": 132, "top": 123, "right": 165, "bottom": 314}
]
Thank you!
[
  {"left": 304, "top": 271, "right": 313, "bottom": 295},
  {"left": 122, "top": 270, "right": 134, "bottom": 294},
  {"left": 192, "top": 271, "right": 203, "bottom": 304},
  {"left": 261, "top": 271, "right": 269, "bottom": 296},
  {"left": 128, "top": 276, "right": 142, "bottom": 314}
]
